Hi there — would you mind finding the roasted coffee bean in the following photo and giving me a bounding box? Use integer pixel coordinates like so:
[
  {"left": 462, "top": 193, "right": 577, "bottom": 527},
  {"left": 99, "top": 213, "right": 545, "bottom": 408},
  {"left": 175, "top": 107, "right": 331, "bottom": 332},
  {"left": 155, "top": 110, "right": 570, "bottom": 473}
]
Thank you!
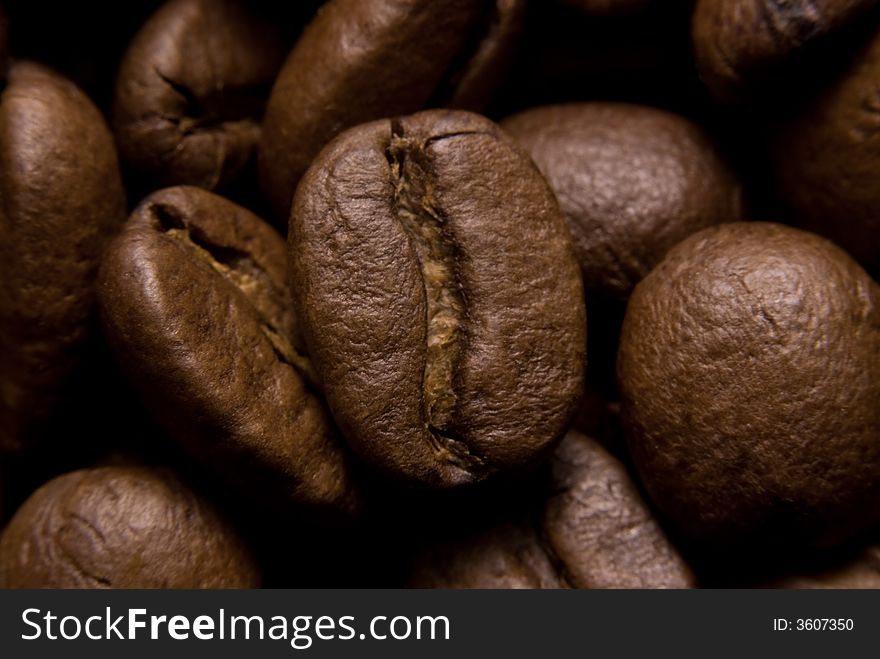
[
  {"left": 502, "top": 103, "right": 741, "bottom": 298},
  {"left": 409, "top": 519, "right": 565, "bottom": 589},
  {"left": 113, "top": 0, "right": 285, "bottom": 191},
  {"left": 408, "top": 432, "right": 695, "bottom": 588},
  {"left": 692, "top": 0, "right": 879, "bottom": 103},
  {"left": 0, "top": 62, "right": 126, "bottom": 454},
  {"left": 291, "top": 109, "right": 585, "bottom": 488},
  {"left": 0, "top": 466, "right": 260, "bottom": 588},
  {"left": 5, "top": 0, "right": 879, "bottom": 591},
  {"left": 618, "top": 222, "right": 880, "bottom": 549},
  {"left": 98, "top": 186, "right": 364, "bottom": 521},
  {"left": 542, "top": 431, "right": 695, "bottom": 588},
  {"left": 774, "top": 21, "right": 880, "bottom": 275},
  {"left": 259, "top": 0, "right": 525, "bottom": 220}
]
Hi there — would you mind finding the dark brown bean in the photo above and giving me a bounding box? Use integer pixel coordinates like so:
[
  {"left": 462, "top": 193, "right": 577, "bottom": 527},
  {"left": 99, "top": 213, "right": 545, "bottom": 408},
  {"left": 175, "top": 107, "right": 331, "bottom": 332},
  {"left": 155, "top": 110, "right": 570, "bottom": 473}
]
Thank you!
[
  {"left": 113, "top": 0, "right": 285, "bottom": 191},
  {"left": 774, "top": 20, "right": 880, "bottom": 274},
  {"left": 259, "top": 0, "right": 525, "bottom": 220},
  {"left": 502, "top": 103, "right": 742, "bottom": 298},
  {"left": 409, "top": 519, "right": 565, "bottom": 589},
  {"left": 0, "top": 62, "right": 126, "bottom": 454},
  {"left": 618, "top": 222, "right": 880, "bottom": 549},
  {"left": 98, "top": 186, "right": 364, "bottom": 522},
  {"left": 408, "top": 432, "right": 695, "bottom": 588},
  {"left": 693, "top": 0, "right": 879, "bottom": 103},
  {"left": 543, "top": 431, "right": 695, "bottom": 588},
  {"left": 0, "top": 466, "right": 260, "bottom": 588},
  {"left": 291, "top": 109, "right": 585, "bottom": 487}
]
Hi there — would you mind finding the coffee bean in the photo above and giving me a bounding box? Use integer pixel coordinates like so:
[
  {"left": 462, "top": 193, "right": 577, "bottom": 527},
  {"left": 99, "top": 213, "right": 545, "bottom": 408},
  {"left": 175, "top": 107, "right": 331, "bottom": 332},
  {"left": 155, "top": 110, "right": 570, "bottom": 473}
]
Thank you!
[
  {"left": 543, "top": 431, "right": 695, "bottom": 588},
  {"left": 0, "top": 61, "right": 126, "bottom": 454},
  {"left": 408, "top": 432, "right": 695, "bottom": 588},
  {"left": 774, "top": 20, "right": 880, "bottom": 275},
  {"left": 502, "top": 102, "right": 742, "bottom": 298},
  {"left": 98, "top": 186, "right": 364, "bottom": 522},
  {"left": 2, "top": 0, "right": 877, "bottom": 590},
  {"left": 693, "top": 0, "right": 879, "bottom": 103},
  {"left": 0, "top": 466, "right": 260, "bottom": 588},
  {"left": 291, "top": 109, "right": 586, "bottom": 487},
  {"left": 618, "top": 222, "right": 880, "bottom": 549},
  {"left": 113, "top": 0, "right": 285, "bottom": 191},
  {"left": 409, "top": 519, "right": 565, "bottom": 589},
  {"left": 259, "top": 0, "right": 525, "bottom": 220}
]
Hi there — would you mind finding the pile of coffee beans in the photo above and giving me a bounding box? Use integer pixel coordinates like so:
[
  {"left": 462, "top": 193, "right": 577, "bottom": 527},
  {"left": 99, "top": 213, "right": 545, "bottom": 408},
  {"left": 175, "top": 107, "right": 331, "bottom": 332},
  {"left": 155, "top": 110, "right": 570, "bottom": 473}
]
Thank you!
[{"left": 0, "top": 0, "right": 877, "bottom": 589}]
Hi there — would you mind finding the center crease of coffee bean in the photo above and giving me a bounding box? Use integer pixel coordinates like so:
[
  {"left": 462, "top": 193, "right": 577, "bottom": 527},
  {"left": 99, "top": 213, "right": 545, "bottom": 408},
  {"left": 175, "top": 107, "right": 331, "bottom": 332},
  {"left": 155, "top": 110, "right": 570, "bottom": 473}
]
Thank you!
[
  {"left": 151, "top": 203, "right": 320, "bottom": 387},
  {"left": 385, "top": 120, "right": 482, "bottom": 468},
  {"left": 154, "top": 68, "right": 263, "bottom": 132}
]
